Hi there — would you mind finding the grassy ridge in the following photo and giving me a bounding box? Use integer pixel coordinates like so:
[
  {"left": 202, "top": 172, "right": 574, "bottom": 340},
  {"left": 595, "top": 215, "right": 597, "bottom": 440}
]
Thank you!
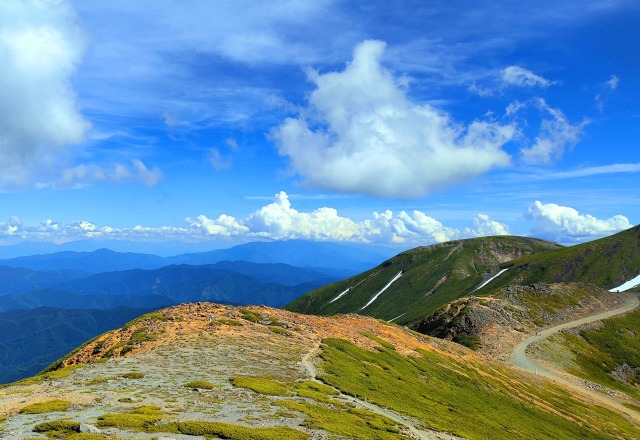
[
  {"left": 552, "top": 309, "right": 640, "bottom": 399},
  {"left": 285, "top": 236, "right": 561, "bottom": 324},
  {"left": 318, "top": 337, "right": 640, "bottom": 439},
  {"left": 477, "top": 225, "right": 640, "bottom": 294}
]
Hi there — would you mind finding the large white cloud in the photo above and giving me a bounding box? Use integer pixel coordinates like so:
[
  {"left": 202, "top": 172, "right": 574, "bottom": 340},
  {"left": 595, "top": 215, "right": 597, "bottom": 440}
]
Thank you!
[
  {"left": 272, "top": 40, "right": 515, "bottom": 198},
  {"left": 0, "top": 0, "right": 90, "bottom": 188},
  {"left": 1, "top": 191, "right": 511, "bottom": 245},
  {"left": 526, "top": 201, "right": 632, "bottom": 242}
]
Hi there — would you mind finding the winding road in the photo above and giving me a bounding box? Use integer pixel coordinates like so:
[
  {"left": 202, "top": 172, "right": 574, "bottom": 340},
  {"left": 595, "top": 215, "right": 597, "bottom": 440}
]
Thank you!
[{"left": 508, "top": 293, "right": 640, "bottom": 422}]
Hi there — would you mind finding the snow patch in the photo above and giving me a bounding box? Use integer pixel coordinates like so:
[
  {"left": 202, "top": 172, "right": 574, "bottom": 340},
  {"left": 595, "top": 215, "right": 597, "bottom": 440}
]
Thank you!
[
  {"left": 360, "top": 271, "right": 403, "bottom": 311},
  {"left": 329, "top": 287, "right": 351, "bottom": 304},
  {"left": 474, "top": 268, "right": 508, "bottom": 292},
  {"left": 609, "top": 273, "right": 640, "bottom": 292},
  {"left": 388, "top": 312, "right": 406, "bottom": 323}
]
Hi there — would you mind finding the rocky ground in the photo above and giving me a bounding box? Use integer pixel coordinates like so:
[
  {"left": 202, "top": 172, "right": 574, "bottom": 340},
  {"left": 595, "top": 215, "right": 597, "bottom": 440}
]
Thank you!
[{"left": 0, "top": 303, "right": 462, "bottom": 439}]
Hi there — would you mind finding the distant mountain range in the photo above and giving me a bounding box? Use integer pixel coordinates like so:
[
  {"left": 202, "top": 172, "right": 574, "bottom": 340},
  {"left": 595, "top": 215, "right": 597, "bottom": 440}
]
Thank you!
[{"left": 0, "top": 240, "right": 397, "bottom": 273}]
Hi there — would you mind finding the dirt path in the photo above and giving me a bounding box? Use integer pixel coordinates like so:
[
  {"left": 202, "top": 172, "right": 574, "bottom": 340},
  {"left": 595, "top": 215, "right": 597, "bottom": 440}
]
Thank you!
[
  {"left": 508, "top": 293, "right": 640, "bottom": 423},
  {"left": 301, "top": 344, "right": 463, "bottom": 440}
]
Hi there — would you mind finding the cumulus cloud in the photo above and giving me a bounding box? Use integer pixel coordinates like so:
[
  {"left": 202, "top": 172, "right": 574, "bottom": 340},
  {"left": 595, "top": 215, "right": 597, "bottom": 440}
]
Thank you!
[
  {"left": 0, "top": 0, "right": 90, "bottom": 188},
  {"left": 501, "top": 66, "right": 556, "bottom": 88},
  {"left": 272, "top": 40, "right": 515, "bottom": 198},
  {"left": 517, "top": 99, "right": 589, "bottom": 164},
  {"left": 526, "top": 201, "right": 632, "bottom": 242},
  {"left": 0, "top": 191, "right": 512, "bottom": 245},
  {"left": 465, "top": 214, "right": 510, "bottom": 237}
]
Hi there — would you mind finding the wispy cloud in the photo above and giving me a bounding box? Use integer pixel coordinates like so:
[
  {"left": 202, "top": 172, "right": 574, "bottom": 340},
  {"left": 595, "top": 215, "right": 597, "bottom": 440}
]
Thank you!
[
  {"left": 517, "top": 99, "right": 589, "bottom": 164},
  {"left": 506, "top": 163, "right": 640, "bottom": 182},
  {"left": 501, "top": 66, "right": 557, "bottom": 88},
  {"left": 57, "top": 160, "right": 163, "bottom": 188}
]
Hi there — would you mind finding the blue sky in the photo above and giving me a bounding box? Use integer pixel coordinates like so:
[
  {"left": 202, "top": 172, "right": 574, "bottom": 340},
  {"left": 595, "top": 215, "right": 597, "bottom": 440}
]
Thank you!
[{"left": 0, "top": 0, "right": 638, "bottom": 251}]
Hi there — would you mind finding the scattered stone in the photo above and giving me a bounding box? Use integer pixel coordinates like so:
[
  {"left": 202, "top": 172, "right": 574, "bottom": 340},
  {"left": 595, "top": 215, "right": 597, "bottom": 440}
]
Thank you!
[{"left": 79, "top": 423, "right": 102, "bottom": 434}]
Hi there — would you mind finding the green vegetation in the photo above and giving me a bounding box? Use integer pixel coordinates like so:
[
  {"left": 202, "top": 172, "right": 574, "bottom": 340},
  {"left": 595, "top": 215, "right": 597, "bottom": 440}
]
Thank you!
[
  {"left": 318, "top": 337, "right": 640, "bottom": 439},
  {"left": 294, "top": 380, "right": 339, "bottom": 401},
  {"left": 269, "top": 326, "right": 291, "bottom": 336},
  {"left": 285, "top": 236, "right": 562, "bottom": 324},
  {"left": 480, "top": 225, "right": 640, "bottom": 292},
  {"left": 231, "top": 376, "right": 294, "bottom": 396},
  {"left": 171, "top": 420, "right": 308, "bottom": 440},
  {"left": 93, "top": 403, "right": 307, "bottom": 439},
  {"left": 96, "top": 405, "right": 166, "bottom": 430},
  {"left": 277, "top": 400, "right": 401, "bottom": 439},
  {"left": 558, "top": 309, "right": 640, "bottom": 399},
  {"left": 65, "top": 434, "right": 108, "bottom": 440},
  {"left": 363, "top": 332, "right": 397, "bottom": 350},
  {"left": 20, "top": 399, "right": 71, "bottom": 414},
  {"left": 120, "top": 371, "right": 144, "bottom": 379},
  {"left": 183, "top": 380, "right": 218, "bottom": 389},
  {"left": 218, "top": 318, "right": 243, "bottom": 326},
  {"left": 33, "top": 420, "right": 80, "bottom": 434},
  {"left": 121, "top": 310, "right": 170, "bottom": 330},
  {"left": 13, "top": 364, "right": 82, "bottom": 386},
  {"left": 239, "top": 308, "right": 262, "bottom": 323},
  {"left": 452, "top": 334, "right": 480, "bottom": 350}
]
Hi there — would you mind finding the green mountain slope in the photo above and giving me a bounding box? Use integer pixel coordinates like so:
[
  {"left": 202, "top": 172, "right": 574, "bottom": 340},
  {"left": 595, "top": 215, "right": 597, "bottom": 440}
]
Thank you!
[
  {"left": 284, "top": 236, "right": 561, "bottom": 324},
  {"left": 474, "top": 224, "right": 640, "bottom": 294}
]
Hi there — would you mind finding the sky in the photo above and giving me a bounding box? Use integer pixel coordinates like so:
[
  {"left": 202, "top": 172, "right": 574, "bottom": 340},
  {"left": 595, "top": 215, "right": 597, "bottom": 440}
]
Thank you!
[{"left": 0, "top": 0, "right": 638, "bottom": 252}]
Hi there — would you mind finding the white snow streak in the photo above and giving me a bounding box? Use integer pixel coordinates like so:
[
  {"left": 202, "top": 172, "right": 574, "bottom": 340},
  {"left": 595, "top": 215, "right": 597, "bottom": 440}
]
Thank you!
[
  {"left": 474, "top": 268, "right": 508, "bottom": 291},
  {"left": 609, "top": 273, "right": 640, "bottom": 292},
  {"left": 360, "top": 271, "right": 403, "bottom": 311},
  {"left": 329, "top": 287, "right": 351, "bottom": 303},
  {"left": 388, "top": 312, "right": 406, "bottom": 323}
]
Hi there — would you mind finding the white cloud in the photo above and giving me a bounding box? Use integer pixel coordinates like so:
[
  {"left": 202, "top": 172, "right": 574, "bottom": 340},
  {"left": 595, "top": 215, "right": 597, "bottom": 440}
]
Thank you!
[
  {"left": 0, "top": 0, "right": 90, "bottom": 189},
  {"left": 57, "top": 160, "right": 163, "bottom": 188},
  {"left": 606, "top": 75, "right": 619, "bottom": 90},
  {"left": 526, "top": 201, "right": 632, "bottom": 242},
  {"left": 272, "top": 40, "right": 515, "bottom": 198},
  {"left": 501, "top": 66, "right": 556, "bottom": 88},
  {"left": 465, "top": 214, "right": 510, "bottom": 237},
  {"left": 132, "top": 159, "right": 163, "bottom": 186},
  {"left": 518, "top": 99, "right": 589, "bottom": 164},
  {"left": 0, "top": 191, "right": 513, "bottom": 245}
]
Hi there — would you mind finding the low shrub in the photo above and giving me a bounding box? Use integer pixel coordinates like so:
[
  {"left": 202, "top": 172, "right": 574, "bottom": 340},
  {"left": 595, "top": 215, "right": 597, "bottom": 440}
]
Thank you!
[
  {"left": 184, "top": 380, "right": 217, "bottom": 390},
  {"left": 176, "top": 420, "right": 308, "bottom": 440},
  {"left": 20, "top": 399, "right": 71, "bottom": 414},
  {"left": 33, "top": 420, "right": 80, "bottom": 433},
  {"left": 120, "top": 372, "right": 145, "bottom": 379},
  {"left": 231, "top": 376, "right": 293, "bottom": 396}
]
